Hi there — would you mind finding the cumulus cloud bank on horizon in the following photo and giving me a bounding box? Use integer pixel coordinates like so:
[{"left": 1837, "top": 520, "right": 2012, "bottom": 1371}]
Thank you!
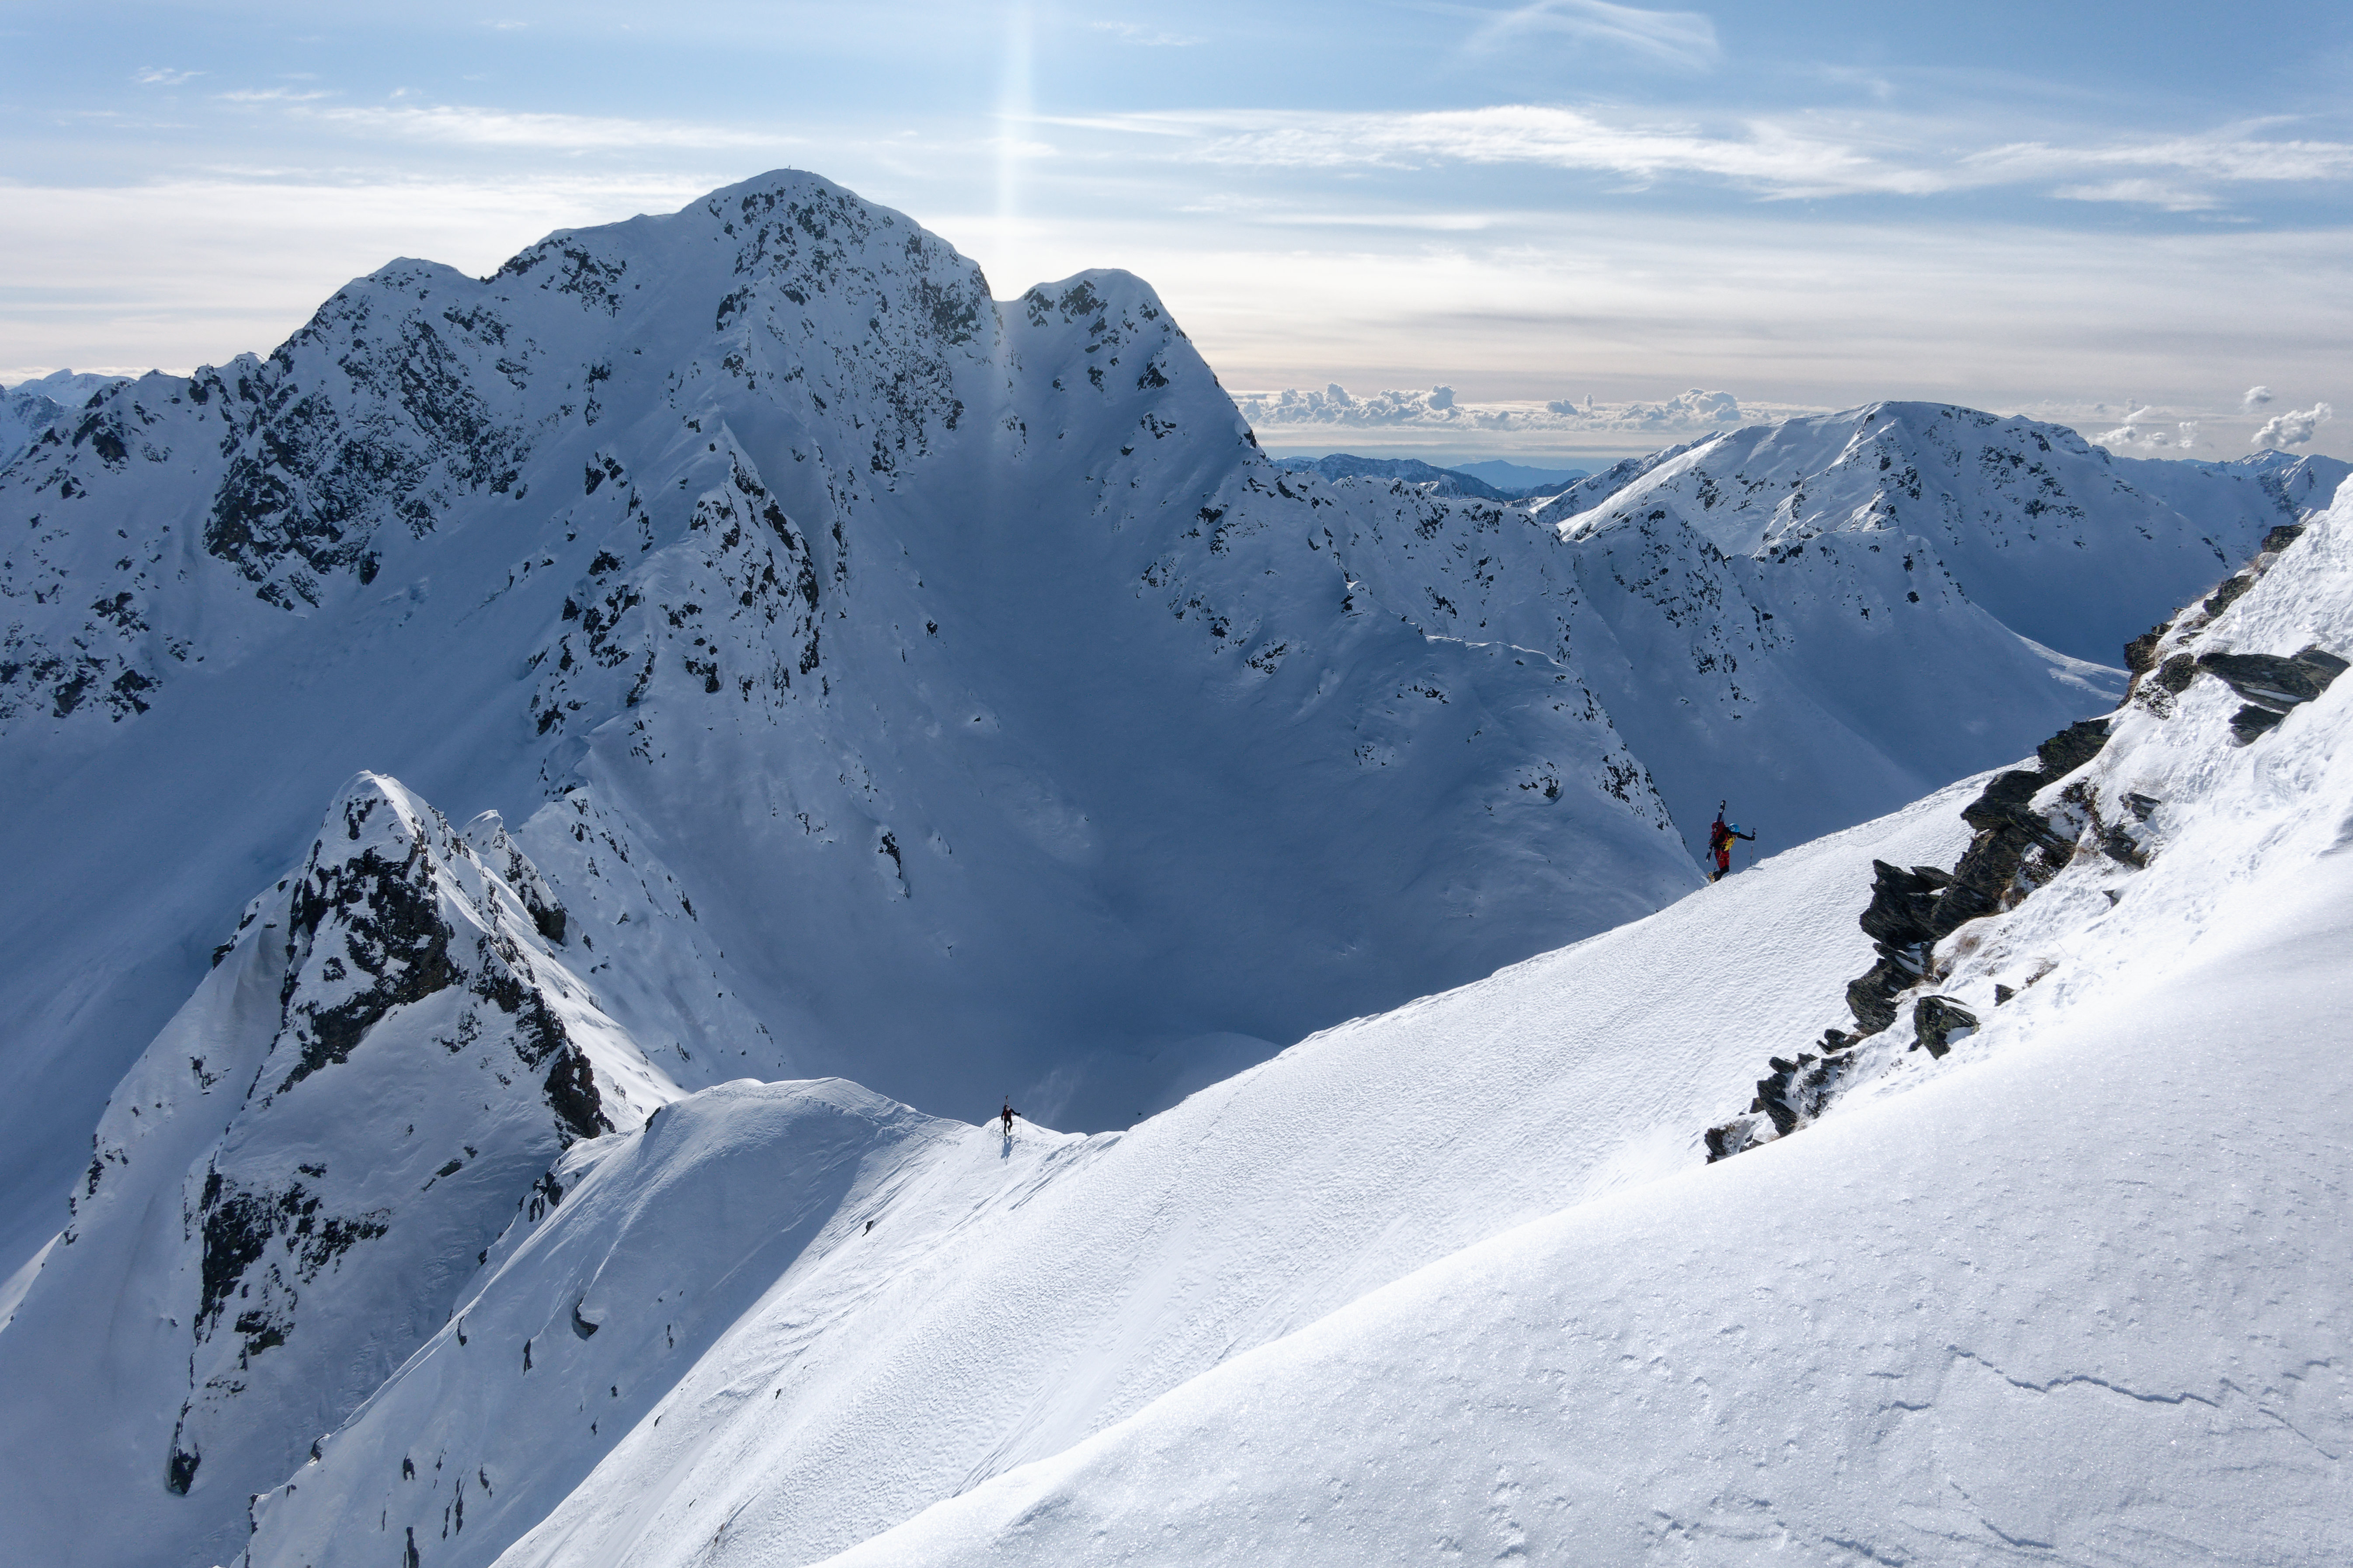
[{"left": 1234, "top": 382, "right": 1757, "bottom": 437}]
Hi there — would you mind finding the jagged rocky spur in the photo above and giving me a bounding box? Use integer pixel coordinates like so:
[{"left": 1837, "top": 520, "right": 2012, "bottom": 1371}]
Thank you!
[
  {"left": 1707, "top": 511, "right": 2348, "bottom": 1160},
  {"left": 0, "top": 774, "right": 672, "bottom": 1568}
]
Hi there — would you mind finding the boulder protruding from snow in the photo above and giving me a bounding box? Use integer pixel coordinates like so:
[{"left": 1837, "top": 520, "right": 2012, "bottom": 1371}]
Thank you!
[
  {"left": 2197, "top": 646, "right": 2349, "bottom": 743},
  {"left": 1910, "top": 995, "right": 1978, "bottom": 1059}
]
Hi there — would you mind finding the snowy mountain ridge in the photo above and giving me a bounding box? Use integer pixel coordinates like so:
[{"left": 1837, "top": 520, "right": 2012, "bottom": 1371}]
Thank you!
[
  {"left": 0, "top": 371, "right": 130, "bottom": 472},
  {"left": 1271, "top": 451, "right": 1520, "bottom": 498},
  {"left": 0, "top": 772, "right": 706, "bottom": 1568}
]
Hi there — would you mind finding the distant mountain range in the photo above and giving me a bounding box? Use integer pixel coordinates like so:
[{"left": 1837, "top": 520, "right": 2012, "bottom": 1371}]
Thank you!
[{"left": 1271, "top": 451, "right": 1587, "bottom": 499}]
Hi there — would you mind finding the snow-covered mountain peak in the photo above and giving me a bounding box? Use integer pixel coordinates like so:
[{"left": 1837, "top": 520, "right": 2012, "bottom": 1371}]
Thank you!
[
  {"left": 0, "top": 769, "right": 692, "bottom": 1568},
  {"left": 2, "top": 370, "right": 135, "bottom": 471},
  {"left": 1539, "top": 399, "right": 2303, "bottom": 664}
]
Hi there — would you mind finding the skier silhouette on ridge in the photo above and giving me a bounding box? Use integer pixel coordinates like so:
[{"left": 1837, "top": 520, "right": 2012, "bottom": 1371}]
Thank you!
[{"left": 1707, "top": 802, "right": 1755, "bottom": 883}]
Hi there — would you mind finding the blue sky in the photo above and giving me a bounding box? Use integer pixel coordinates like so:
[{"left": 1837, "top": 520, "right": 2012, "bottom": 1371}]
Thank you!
[{"left": 4, "top": 0, "right": 2349, "bottom": 459}]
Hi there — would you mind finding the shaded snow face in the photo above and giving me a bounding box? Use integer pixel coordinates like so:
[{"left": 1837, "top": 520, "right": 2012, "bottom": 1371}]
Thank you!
[{"left": 0, "top": 772, "right": 672, "bottom": 1568}]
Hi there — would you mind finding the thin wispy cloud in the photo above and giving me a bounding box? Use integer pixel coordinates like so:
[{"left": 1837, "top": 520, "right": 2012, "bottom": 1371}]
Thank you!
[
  {"left": 1091, "top": 21, "right": 1203, "bottom": 47},
  {"left": 2053, "top": 178, "right": 2220, "bottom": 212},
  {"left": 1094, "top": 106, "right": 1945, "bottom": 198},
  {"left": 1458, "top": 0, "right": 1720, "bottom": 70},
  {"left": 308, "top": 103, "right": 792, "bottom": 151},
  {"left": 1972, "top": 130, "right": 2353, "bottom": 185},
  {"left": 133, "top": 67, "right": 200, "bottom": 86},
  {"left": 1046, "top": 105, "right": 2353, "bottom": 208}
]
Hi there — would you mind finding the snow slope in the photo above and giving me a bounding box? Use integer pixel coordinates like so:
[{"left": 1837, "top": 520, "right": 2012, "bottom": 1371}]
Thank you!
[
  {"left": 809, "top": 482, "right": 2353, "bottom": 1567},
  {"left": 209, "top": 768, "right": 1977, "bottom": 1568},
  {"left": 831, "top": 881, "right": 2348, "bottom": 1566}
]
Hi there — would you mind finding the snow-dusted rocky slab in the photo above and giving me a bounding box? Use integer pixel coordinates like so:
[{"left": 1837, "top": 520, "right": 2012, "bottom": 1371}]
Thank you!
[{"left": 0, "top": 774, "right": 677, "bottom": 1568}]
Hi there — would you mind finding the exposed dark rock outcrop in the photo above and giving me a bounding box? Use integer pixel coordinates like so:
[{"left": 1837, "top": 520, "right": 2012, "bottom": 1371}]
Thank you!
[
  {"left": 2198, "top": 646, "right": 2348, "bottom": 744},
  {"left": 1708, "top": 712, "right": 2107, "bottom": 1161},
  {"left": 2034, "top": 718, "right": 2113, "bottom": 777},
  {"left": 51, "top": 771, "right": 642, "bottom": 1532},
  {"left": 1911, "top": 996, "right": 1978, "bottom": 1059}
]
